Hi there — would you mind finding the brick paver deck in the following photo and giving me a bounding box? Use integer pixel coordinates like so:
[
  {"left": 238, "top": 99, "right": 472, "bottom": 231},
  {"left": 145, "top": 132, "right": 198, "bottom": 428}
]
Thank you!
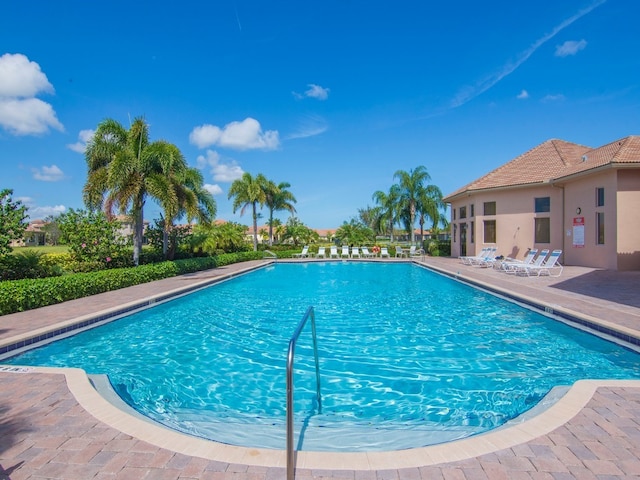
[{"left": 1, "top": 257, "right": 640, "bottom": 479}]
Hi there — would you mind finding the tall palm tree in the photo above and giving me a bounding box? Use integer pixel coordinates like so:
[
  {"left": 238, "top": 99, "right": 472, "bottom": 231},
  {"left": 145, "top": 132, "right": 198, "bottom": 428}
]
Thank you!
[
  {"left": 393, "top": 166, "right": 432, "bottom": 244},
  {"left": 264, "top": 180, "right": 297, "bottom": 246},
  {"left": 148, "top": 142, "right": 216, "bottom": 259},
  {"left": 372, "top": 185, "right": 400, "bottom": 242},
  {"left": 228, "top": 172, "right": 268, "bottom": 251},
  {"left": 416, "top": 184, "right": 444, "bottom": 243},
  {"left": 84, "top": 117, "right": 168, "bottom": 265}
]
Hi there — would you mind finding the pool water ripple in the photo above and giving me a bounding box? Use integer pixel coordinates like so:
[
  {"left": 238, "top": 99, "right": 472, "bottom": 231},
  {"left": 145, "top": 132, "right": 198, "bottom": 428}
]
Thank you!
[{"left": 5, "top": 262, "right": 640, "bottom": 451}]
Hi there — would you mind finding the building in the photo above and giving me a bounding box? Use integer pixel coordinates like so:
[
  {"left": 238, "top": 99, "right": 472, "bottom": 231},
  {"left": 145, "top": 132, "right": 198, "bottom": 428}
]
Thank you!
[{"left": 443, "top": 136, "right": 640, "bottom": 271}]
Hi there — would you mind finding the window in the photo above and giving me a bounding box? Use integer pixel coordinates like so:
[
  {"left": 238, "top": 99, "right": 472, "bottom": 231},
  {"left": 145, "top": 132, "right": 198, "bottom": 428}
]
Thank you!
[
  {"left": 597, "top": 212, "right": 605, "bottom": 244},
  {"left": 470, "top": 221, "right": 475, "bottom": 243},
  {"left": 534, "top": 197, "right": 550, "bottom": 213},
  {"left": 453, "top": 223, "right": 457, "bottom": 243},
  {"left": 470, "top": 204, "right": 475, "bottom": 217},
  {"left": 453, "top": 209, "right": 456, "bottom": 220},
  {"left": 460, "top": 206, "right": 467, "bottom": 219},
  {"left": 484, "top": 201, "right": 496, "bottom": 215},
  {"left": 534, "top": 218, "right": 550, "bottom": 243},
  {"left": 596, "top": 187, "right": 605, "bottom": 207},
  {"left": 483, "top": 220, "right": 496, "bottom": 243}
]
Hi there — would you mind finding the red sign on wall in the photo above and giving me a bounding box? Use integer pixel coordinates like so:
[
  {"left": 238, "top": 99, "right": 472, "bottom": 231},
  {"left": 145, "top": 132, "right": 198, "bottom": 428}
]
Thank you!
[{"left": 573, "top": 216, "right": 585, "bottom": 248}]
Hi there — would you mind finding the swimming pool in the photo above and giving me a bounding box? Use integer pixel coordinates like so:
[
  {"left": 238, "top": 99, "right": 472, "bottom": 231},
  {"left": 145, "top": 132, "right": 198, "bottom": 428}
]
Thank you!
[{"left": 4, "top": 262, "right": 640, "bottom": 451}]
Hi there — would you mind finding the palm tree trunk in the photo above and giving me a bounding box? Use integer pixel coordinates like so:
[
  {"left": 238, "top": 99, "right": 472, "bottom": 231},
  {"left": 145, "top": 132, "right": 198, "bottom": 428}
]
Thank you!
[
  {"left": 268, "top": 210, "right": 274, "bottom": 247},
  {"left": 133, "top": 206, "right": 144, "bottom": 266},
  {"left": 251, "top": 202, "right": 258, "bottom": 251}
]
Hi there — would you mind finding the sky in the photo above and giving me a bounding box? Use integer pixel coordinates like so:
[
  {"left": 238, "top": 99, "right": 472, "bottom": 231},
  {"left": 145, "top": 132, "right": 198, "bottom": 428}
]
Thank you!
[{"left": 1, "top": 0, "right": 638, "bottom": 229}]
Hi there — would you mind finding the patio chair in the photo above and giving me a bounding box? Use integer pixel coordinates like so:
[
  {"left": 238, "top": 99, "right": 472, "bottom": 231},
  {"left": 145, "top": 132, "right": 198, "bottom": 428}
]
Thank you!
[
  {"left": 293, "top": 245, "right": 309, "bottom": 258},
  {"left": 512, "top": 249, "right": 549, "bottom": 275},
  {"left": 395, "top": 246, "right": 407, "bottom": 258},
  {"left": 460, "top": 247, "right": 490, "bottom": 265},
  {"left": 341, "top": 245, "right": 350, "bottom": 258},
  {"left": 361, "top": 246, "right": 375, "bottom": 258},
  {"left": 380, "top": 247, "right": 390, "bottom": 258},
  {"left": 329, "top": 245, "right": 339, "bottom": 258},
  {"left": 314, "top": 246, "right": 326, "bottom": 258},
  {"left": 522, "top": 250, "right": 563, "bottom": 277},
  {"left": 351, "top": 246, "right": 361, "bottom": 258},
  {"left": 468, "top": 247, "right": 497, "bottom": 266},
  {"left": 409, "top": 245, "right": 425, "bottom": 257},
  {"left": 500, "top": 249, "right": 538, "bottom": 273}
]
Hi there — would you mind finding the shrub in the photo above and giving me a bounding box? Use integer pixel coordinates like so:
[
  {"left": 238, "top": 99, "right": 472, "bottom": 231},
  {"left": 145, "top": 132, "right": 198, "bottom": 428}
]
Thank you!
[
  {"left": 0, "top": 251, "right": 63, "bottom": 281},
  {"left": 0, "top": 251, "right": 264, "bottom": 315}
]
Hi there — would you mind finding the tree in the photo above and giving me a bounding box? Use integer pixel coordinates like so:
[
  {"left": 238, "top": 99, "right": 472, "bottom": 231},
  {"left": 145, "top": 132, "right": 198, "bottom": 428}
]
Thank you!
[
  {"left": 282, "top": 217, "right": 319, "bottom": 246},
  {"left": 84, "top": 117, "right": 197, "bottom": 265},
  {"left": 191, "top": 221, "right": 248, "bottom": 254},
  {"left": 264, "top": 180, "right": 297, "bottom": 246},
  {"left": 0, "top": 189, "right": 28, "bottom": 256},
  {"left": 372, "top": 185, "right": 401, "bottom": 242},
  {"left": 334, "top": 219, "right": 375, "bottom": 245},
  {"left": 393, "top": 166, "right": 432, "bottom": 243},
  {"left": 416, "top": 184, "right": 444, "bottom": 242},
  {"left": 228, "top": 172, "right": 268, "bottom": 251},
  {"left": 147, "top": 142, "right": 216, "bottom": 259}
]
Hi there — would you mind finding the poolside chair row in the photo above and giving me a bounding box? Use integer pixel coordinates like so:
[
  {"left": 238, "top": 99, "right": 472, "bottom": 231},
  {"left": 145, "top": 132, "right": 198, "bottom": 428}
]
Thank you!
[
  {"left": 499, "top": 249, "right": 563, "bottom": 277},
  {"left": 460, "top": 247, "right": 497, "bottom": 267},
  {"left": 293, "top": 245, "right": 425, "bottom": 259}
]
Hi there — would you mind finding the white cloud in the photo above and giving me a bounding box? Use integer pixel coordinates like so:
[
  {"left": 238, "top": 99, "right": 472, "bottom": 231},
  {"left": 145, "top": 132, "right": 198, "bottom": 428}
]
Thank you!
[
  {"left": 31, "top": 164, "right": 65, "bottom": 182},
  {"left": 203, "top": 183, "right": 224, "bottom": 196},
  {"left": 293, "top": 83, "right": 330, "bottom": 100},
  {"left": 0, "top": 53, "right": 54, "bottom": 97},
  {"left": 542, "top": 94, "right": 566, "bottom": 102},
  {"left": 67, "top": 129, "right": 95, "bottom": 153},
  {"left": 450, "top": 0, "right": 606, "bottom": 109},
  {"left": 15, "top": 196, "right": 66, "bottom": 219},
  {"left": 286, "top": 115, "right": 329, "bottom": 139},
  {"left": 517, "top": 90, "right": 529, "bottom": 99},
  {"left": 189, "top": 117, "right": 279, "bottom": 150},
  {"left": 555, "top": 39, "right": 587, "bottom": 57},
  {"left": 196, "top": 150, "right": 245, "bottom": 182},
  {"left": 0, "top": 53, "right": 63, "bottom": 136}
]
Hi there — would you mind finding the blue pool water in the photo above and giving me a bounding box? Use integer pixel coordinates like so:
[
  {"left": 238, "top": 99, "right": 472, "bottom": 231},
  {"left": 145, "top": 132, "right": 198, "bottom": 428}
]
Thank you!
[{"left": 5, "top": 262, "right": 640, "bottom": 451}]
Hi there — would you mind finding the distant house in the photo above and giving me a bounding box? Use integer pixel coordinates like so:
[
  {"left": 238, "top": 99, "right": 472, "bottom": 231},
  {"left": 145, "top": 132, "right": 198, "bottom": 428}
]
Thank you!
[
  {"left": 443, "top": 136, "right": 640, "bottom": 271},
  {"left": 10, "top": 219, "right": 48, "bottom": 247},
  {"left": 113, "top": 215, "right": 150, "bottom": 244}
]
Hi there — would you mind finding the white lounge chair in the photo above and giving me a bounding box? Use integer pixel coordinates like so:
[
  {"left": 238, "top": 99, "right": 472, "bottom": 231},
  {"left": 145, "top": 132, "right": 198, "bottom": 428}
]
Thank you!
[
  {"left": 293, "top": 245, "right": 309, "bottom": 258},
  {"left": 380, "top": 247, "right": 390, "bottom": 258},
  {"left": 500, "top": 249, "right": 538, "bottom": 273},
  {"left": 460, "top": 247, "right": 490, "bottom": 265},
  {"left": 351, "top": 246, "right": 361, "bottom": 258},
  {"left": 329, "top": 245, "right": 339, "bottom": 258},
  {"left": 522, "top": 249, "right": 563, "bottom": 277},
  {"left": 468, "top": 247, "right": 496, "bottom": 266},
  {"left": 314, "top": 246, "right": 326, "bottom": 258},
  {"left": 512, "top": 249, "right": 549, "bottom": 275},
  {"left": 361, "top": 246, "right": 375, "bottom": 258},
  {"left": 395, "top": 246, "right": 407, "bottom": 258},
  {"left": 409, "top": 245, "right": 425, "bottom": 257},
  {"left": 341, "top": 245, "right": 350, "bottom": 258}
]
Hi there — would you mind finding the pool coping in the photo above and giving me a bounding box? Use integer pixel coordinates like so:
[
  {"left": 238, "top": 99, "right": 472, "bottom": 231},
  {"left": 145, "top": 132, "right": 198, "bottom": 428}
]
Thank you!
[{"left": 2, "top": 258, "right": 640, "bottom": 471}]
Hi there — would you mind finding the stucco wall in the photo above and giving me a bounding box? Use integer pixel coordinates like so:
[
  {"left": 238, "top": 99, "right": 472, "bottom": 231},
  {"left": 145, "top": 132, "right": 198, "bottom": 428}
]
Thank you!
[{"left": 617, "top": 169, "right": 640, "bottom": 270}]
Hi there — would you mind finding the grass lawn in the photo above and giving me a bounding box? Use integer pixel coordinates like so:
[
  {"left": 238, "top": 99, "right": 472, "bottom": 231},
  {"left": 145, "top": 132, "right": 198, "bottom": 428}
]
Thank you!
[{"left": 11, "top": 245, "right": 69, "bottom": 255}]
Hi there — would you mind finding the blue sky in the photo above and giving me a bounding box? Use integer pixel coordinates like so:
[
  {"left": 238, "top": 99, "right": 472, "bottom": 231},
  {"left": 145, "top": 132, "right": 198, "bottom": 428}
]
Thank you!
[{"left": 1, "top": 0, "right": 638, "bottom": 229}]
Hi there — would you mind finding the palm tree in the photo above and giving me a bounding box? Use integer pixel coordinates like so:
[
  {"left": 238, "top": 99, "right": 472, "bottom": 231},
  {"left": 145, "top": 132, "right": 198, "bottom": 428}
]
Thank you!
[
  {"left": 416, "top": 184, "right": 444, "bottom": 244},
  {"left": 84, "top": 117, "right": 167, "bottom": 265},
  {"left": 264, "top": 180, "right": 297, "bottom": 246},
  {"left": 228, "top": 172, "right": 268, "bottom": 251},
  {"left": 148, "top": 143, "right": 216, "bottom": 259},
  {"left": 393, "top": 166, "right": 432, "bottom": 244},
  {"left": 372, "top": 185, "right": 400, "bottom": 242}
]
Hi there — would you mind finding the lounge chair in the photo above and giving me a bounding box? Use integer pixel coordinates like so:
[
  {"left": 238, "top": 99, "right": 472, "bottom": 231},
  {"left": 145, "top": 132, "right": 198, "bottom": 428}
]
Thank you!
[
  {"left": 460, "top": 247, "right": 490, "bottom": 265},
  {"left": 351, "top": 246, "right": 361, "bottom": 258},
  {"left": 293, "top": 245, "right": 309, "bottom": 258},
  {"left": 512, "top": 249, "right": 549, "bottom": 275},
  {"left": 341, "top": 245, "right": 350, "bottom": 258},
  {"left": 409, "top": 245, "right": 425, "bottom": 257},
  {"left": 500, "top": 249, "right": 538, "bottom": 273},
  {"left": 522, "top": 249, "right": 563, "bottom": 277},
  {"left": 329, "top": 245, "right": 339, "bottom": 258},
  {"left": 468, "top": 247, "right": 496, "bottom": 266},
  {"left": 395, "top": 246, "right": 407, "bottom": 258},
  {"left": 314, "top": 246, "right": 326, "bottom": 258},
  {"left": 380, "top": 247, "right": 390, "bottom": 258},
  {"left": 361, "top": 246, "right": 375, "bottom": 258}
]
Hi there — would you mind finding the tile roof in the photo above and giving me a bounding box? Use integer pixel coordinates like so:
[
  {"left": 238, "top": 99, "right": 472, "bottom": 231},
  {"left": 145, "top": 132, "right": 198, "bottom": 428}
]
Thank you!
[{"left": 444, "top": 135, "right": 640, "bottom": 201}]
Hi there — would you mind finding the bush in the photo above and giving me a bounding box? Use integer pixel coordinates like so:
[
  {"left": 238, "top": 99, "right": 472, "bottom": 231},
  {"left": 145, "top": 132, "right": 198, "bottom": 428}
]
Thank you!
[
  {"left": 0, "top": 251, "right": 63, "bottom": 281},
  {"left": 0, "top": 251, "right": 264, "bottom": 315}
]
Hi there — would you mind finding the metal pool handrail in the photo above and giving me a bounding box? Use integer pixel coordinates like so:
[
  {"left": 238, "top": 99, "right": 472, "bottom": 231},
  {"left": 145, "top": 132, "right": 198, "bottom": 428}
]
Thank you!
[{"left": 286, "top": 306, "right": 322, "bottom": 480}]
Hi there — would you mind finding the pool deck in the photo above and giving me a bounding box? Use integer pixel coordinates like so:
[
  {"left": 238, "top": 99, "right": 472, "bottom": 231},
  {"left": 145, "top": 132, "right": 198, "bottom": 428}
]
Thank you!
[{"left": 1, "top": 257, "right": 640, "bottom": 479}]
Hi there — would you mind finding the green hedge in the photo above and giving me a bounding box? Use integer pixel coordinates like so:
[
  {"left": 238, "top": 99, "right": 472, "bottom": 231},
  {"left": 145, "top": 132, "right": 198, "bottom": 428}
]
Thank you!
[{"left": 0, "top": 252, "right": 263, "bottom": 316}]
